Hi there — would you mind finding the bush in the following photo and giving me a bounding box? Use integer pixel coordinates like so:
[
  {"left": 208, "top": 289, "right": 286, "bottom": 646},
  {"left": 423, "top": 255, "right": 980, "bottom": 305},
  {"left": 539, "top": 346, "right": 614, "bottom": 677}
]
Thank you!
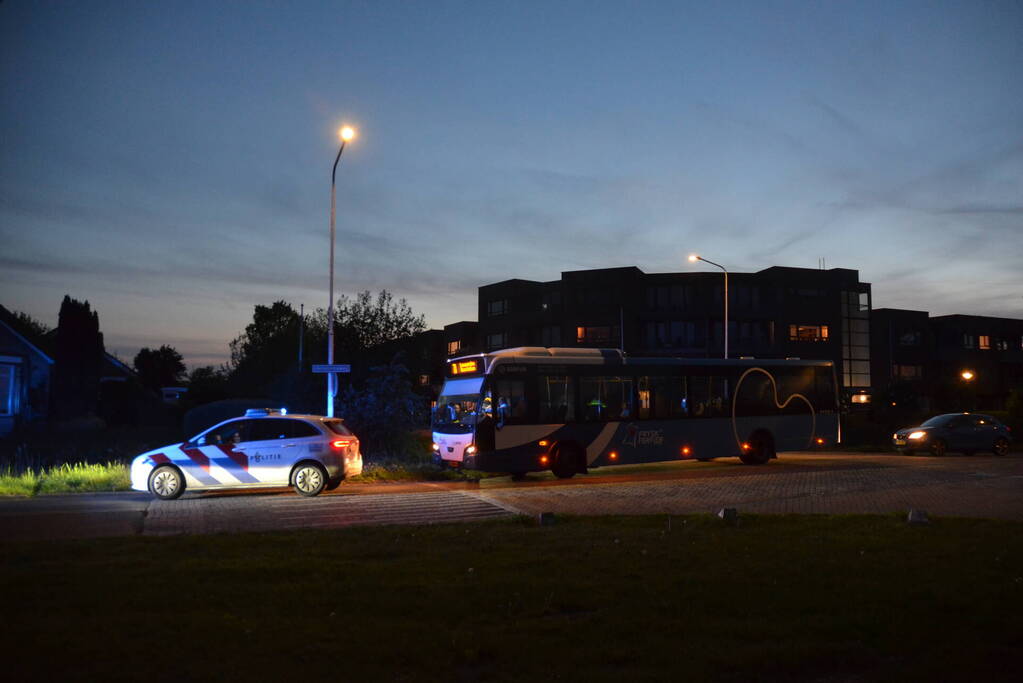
[{"left": 335, "top": 362, "right": 428, "bottom": 459}]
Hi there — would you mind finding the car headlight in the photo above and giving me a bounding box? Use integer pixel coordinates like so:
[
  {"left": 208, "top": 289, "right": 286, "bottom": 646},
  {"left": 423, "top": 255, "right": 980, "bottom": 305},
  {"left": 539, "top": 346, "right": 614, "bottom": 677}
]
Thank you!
[
  {"left": 908, "top": 431, "right": 927, "bottom": 440},
  {"left": 432, "top": 442, "right": 440, "bottom": 452},
  {"left": 465, "top": 445, "right": 477, "bottom": 455}
]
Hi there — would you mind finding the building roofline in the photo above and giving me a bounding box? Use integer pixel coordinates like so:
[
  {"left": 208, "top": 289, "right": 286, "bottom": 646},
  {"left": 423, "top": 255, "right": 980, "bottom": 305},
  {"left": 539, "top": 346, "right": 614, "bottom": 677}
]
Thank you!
[{"left": 0, "top": 307, "right": 54, "bottom": 365}]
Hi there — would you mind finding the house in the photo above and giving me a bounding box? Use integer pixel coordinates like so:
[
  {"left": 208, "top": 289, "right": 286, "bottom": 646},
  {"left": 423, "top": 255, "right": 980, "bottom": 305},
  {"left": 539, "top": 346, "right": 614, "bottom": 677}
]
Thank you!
[{"left": 0, "top": 306, "right": 54, "bottom": 435}]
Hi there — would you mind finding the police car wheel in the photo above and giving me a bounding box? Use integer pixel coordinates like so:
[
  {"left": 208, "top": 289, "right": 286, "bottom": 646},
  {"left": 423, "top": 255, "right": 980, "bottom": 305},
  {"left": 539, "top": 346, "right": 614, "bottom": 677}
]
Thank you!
[
  {"left": 149, "top": 465, "right": 185, "bottom": 500},
  {"left": 293, "top": 463, "right": 327, "bottom": 497}
]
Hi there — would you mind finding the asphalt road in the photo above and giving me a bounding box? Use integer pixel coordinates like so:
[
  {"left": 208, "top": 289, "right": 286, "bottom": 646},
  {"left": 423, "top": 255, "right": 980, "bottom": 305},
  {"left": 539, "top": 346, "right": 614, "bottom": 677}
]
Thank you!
[{"left": 2, "top": 451, "right": 1021, "bottom": 542}]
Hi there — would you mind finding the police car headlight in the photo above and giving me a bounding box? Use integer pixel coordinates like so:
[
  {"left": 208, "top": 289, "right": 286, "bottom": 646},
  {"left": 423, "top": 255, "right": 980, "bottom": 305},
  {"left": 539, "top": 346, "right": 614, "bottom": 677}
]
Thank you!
[
  {"left": 908, "top": 431, "right": 927, "bottom": 440},
  {"left": 432, "top": 442, "right": 440, "bottom": 452},
  {"left": 465, "top": 445, "right": 477, "bottom": 455}
]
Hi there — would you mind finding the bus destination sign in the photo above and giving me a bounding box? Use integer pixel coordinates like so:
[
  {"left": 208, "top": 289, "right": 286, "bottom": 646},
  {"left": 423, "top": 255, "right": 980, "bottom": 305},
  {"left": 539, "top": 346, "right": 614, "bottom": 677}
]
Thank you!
[{"left": 449, "top": 359, "right": 480, "bottom": 376}]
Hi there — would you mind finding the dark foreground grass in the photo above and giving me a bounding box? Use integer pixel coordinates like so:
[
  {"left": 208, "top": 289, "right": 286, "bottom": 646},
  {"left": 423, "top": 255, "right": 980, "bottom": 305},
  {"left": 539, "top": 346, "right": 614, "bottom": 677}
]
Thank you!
[{"left": 3, "top": 515, "right": 1021, "bottom": 682}]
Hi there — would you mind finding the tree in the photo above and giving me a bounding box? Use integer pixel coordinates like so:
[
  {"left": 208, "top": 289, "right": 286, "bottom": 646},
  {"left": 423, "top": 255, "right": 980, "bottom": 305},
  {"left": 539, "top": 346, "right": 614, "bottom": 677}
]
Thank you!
[
  {"left": 308, "top": 290, "right": 427, "bottom": 360},
  {"left": 6, "top": 309, "right": 51, "bottom": 341},
  {"left": 225, "top": 291, "right": 428, "bottom": 409},
  {"left": 228, "top": 301, "right": 304, "bottom": 397},
  {"left": 133, "top": 345, "right": 186, "bottom": 391},
  {"left": 334, "top": 362, "right": 428, "bottom": 457},
  {"left": 53, "top": 295, "right": 104, "bottom": 419}
]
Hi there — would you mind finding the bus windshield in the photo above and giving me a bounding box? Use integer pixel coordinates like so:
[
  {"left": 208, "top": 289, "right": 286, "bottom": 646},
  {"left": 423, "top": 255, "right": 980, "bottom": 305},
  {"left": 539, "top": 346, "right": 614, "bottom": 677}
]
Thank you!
[{"left": 433, "top": 377, "right": 486, "bottom": 434}]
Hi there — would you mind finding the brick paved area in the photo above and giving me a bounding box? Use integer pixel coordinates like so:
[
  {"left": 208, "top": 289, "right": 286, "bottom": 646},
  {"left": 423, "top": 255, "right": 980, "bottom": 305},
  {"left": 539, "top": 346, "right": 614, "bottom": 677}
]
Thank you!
[
  {"left": 2, "top": 453, "right": 1020, "bottom": 541},
  {"left": 473, "top": 453, "right": 1023, "bottom": 520},
  {"left": 144, "top": 489, "right": 512, "bottom": 535}
]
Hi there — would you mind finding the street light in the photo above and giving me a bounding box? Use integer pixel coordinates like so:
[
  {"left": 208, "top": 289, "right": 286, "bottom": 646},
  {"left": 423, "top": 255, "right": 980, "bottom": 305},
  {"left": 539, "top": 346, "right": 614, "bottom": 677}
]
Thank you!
[
  {"left": 326, "top": 125, "right": 356, "bottom": 417},
  {"left": 688, "top": 254, "right": 728, "bottom": 359},
  {"left": 960, "top": 370, "right": 975, "bottom": 381}
]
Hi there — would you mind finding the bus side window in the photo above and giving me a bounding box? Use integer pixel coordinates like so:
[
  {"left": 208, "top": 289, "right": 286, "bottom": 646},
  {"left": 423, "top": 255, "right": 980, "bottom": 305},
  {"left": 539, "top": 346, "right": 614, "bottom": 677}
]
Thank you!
[
  {"left": 671, "top": 375, "right": 688, "bottom": 418},
  {"left": 493, "top": 379, "right": 530, "bottom": 424},
  {"left": 538, "top": 375, "right": 574, "bottom": 423},
  {"left": 735, "top": 371, "right": 774, "bottom": 416},
  {"left": 815, "top": 367, "right": 837, "bottom": 410},
  {"left": 581, "top": 376, "right": 633, "bottom": 422},
  {"left": 638, "top": 375, "right": 681, "bottom": 419},
  {"left": 776, "top": 367, "right": 813, "bottom": 415},
  {"left": 580, "top": 376, "right": 605, "bottom": 421}
]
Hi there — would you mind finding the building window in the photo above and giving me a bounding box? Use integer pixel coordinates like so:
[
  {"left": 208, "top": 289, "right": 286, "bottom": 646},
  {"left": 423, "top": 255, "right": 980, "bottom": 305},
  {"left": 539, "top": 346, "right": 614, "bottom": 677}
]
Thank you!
[
  {"left": 541, "top": 325, "right": 561, "bottom": 347},
  {"left": 789, "top": 324, "right": 830, "bottom": 342},
  {"left": 447, "top": 340, "right": 461, "bottom": 355},
  {"left": 995, "top": 339, "right": 1008, "bottom": 351},
  {"left": 418, "top": 374, "right": 430, "bottom": 386},
  {"left": 486, "top": 332, "right": 507, "bottom": 350},
  {"left": 962, "top": 334, "right": 976, "bottom": 349},
  {"left": 0, "top": 364, "right": 15, "bottom": 416},
  {"left": 893, "top": 364, "right": 923, "bottom": 380},
  {"left": 898, "top": 331, "right": 921, "bottom": 346},
  {"left": 541, "top": 291, "right": 562, "bottom": 311},
  {"left": 576, "top": 326, "right": 618, "bottom": 346},
  {"left": 487, "top": 299, "right": 507, "bottom": 317},
  {"left": 979, "top": 335, "right": 990, "bottom": 350}
]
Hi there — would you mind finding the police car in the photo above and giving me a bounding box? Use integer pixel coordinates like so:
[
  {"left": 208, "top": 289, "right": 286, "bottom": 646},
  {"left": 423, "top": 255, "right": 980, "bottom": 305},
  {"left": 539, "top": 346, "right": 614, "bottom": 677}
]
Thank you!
[{"left": 130, "top": 409, "right": 362, "bottom": 500}]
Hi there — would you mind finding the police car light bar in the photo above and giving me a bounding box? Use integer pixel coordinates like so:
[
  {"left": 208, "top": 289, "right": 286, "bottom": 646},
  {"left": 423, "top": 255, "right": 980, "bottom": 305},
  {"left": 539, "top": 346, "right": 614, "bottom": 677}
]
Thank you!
[{"left": 244, "top": 408, "right": 285, "bottom": 417}]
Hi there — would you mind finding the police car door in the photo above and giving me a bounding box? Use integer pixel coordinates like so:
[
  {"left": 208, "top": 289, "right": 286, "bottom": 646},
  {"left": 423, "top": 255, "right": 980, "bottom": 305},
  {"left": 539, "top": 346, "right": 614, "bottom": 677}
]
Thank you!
[{"left": 240, "top": 418, "right": 294, "bottom": 484}]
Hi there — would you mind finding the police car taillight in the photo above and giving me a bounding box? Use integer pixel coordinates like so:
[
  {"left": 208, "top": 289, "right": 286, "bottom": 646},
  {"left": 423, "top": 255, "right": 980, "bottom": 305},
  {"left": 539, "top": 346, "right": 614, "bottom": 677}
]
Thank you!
[{"left": 331, "top": 439, "right": 352, "bottom": 449}]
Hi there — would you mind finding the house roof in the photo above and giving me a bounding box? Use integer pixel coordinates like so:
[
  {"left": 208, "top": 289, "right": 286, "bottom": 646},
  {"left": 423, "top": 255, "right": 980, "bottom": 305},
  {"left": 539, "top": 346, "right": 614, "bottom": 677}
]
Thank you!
[{"left": 0, "top": 304, "right": 54, "bottom": 365}]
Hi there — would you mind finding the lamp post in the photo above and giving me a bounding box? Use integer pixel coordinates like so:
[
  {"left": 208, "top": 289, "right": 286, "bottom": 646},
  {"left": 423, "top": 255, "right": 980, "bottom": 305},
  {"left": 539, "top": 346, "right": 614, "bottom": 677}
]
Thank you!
[
  {"left": 688, "top": 254, "right": 728, "bottom": 359},
  {"left": 326, "top": 125, "right": 356, "bottom": 417}
]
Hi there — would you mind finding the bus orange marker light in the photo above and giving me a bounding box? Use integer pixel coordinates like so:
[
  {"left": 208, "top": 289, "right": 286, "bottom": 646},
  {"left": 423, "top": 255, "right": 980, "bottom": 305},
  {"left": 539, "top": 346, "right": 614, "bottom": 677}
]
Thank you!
[
  {"left": 741, "top": 442, "right": 751, "bottom": 451},
  {"left": 816, "top": 437, "right": 825, "bottom": 445},
  {"left": 539, "top": 440, "right": 548, "bottom": 447},
  {"left": 681, "top": 446, "right": 691, "bottom": 456},
  {"left": 609, "top": 451, "right": 618, "bottom": 461},
  {"left": 539, "top": 455, "right": 549, "bottom": 466}
]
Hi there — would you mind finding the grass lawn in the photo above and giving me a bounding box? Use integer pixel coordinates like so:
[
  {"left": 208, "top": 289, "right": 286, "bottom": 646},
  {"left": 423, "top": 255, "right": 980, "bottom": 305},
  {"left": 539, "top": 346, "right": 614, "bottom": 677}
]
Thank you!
[
  {"left": 0, "top": 462, "right": 130, "bottom": 496},
  {"left": 3, "top": 514, "right": 1022, "bottom": 682}
]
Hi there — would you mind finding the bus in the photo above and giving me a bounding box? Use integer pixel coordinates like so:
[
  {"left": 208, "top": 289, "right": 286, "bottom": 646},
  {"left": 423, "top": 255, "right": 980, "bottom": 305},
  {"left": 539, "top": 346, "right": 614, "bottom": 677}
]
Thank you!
[{"left": 431, "top": 347, "right": 839, "bottom": 478}]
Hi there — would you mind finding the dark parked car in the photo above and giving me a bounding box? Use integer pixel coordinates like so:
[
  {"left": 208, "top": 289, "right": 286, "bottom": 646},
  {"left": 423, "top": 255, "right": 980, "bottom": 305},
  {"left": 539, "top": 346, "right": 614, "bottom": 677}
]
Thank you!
[{"left": 893, "top": 413, "right": 1011, "bottom": 457}]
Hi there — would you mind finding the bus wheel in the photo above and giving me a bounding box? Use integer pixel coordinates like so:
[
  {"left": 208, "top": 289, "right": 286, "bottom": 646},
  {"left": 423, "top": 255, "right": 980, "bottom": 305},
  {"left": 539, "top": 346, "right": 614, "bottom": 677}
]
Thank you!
[
  {"left": 740, "top": 430, "right": 774, "bottom": 465},
  {"left": 552, "top": 445, "right": 582, "bottom": 479}
]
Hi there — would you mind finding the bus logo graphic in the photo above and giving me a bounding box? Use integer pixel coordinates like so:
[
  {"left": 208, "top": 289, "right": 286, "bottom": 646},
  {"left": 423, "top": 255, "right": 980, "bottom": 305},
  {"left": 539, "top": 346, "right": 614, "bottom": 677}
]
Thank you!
[{"left": 622, "top": 424, "right": 664, "bottom": 447}]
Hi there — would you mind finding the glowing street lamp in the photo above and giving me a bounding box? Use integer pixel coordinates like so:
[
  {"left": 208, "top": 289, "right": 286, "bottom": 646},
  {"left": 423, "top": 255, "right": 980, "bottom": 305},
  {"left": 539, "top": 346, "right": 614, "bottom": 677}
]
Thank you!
[
  {"left": 326, "top": 125, "right": 356, "bottom": 417},
  {"left": 688, "top": 254, "right": 728, "bottom": 359},
  {"left": 960, "top": 369, "right": 975, "bottom": 382}
]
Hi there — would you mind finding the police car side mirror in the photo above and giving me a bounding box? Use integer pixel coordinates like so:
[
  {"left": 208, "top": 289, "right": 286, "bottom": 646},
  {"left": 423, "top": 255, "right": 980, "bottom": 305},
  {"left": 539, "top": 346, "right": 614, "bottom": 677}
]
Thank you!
[{"left": 196, "top": 435, "right": 207, "bottom": 447}]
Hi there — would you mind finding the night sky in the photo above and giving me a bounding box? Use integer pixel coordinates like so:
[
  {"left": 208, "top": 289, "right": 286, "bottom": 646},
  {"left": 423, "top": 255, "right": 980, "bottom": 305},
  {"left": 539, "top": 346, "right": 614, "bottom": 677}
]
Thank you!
[{"left": 2, "top": 1, "right": 1021, "bottom": 367}]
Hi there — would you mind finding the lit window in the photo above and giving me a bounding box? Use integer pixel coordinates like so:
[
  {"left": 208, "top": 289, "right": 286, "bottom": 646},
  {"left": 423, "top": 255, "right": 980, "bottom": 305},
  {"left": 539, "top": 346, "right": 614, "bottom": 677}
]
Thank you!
[
  {"left": 576, "top": 326, "right": 617, "bottom": 345},
  {"left": 789, "top": 324, "right": 830, "bottom": 342},
  {"left": 962, "top": 334, "right": 976, "bottom": 349},
  {"left": 979, "top": 335, "right": 990, "bottom": 350},
  {"left": 447, "top": 340, "right": 461, "bottom": 355},
  {"left": 893, "top": 364, "right": 923, "bottom": 379}
]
